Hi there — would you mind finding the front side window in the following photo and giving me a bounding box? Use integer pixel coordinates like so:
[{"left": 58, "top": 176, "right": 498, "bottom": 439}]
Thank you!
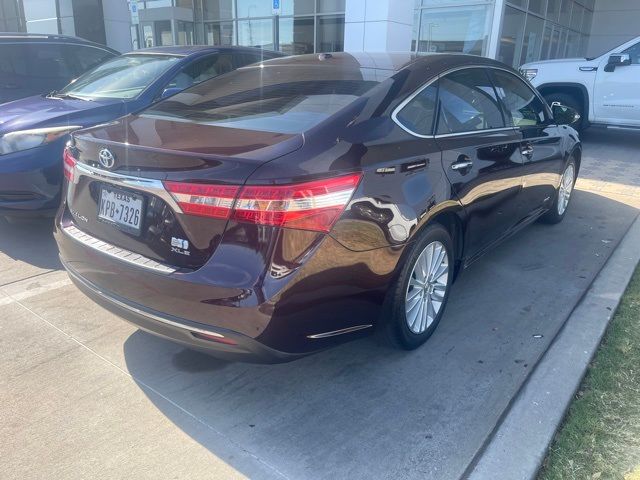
[
  {"left": 623, "top": 42, "right": 640, "bottom": 64},
  {"left": 59, "top": 54, "right": 180, "bottom": 100},
  {"left": 395, "top": 82, "right": 438, "bottom": 136},
  {"left": 490, "top": 70, "right": 548, "bottom": 128},
  {"left": 437, "top": 69, "right": 505, "bottom": 135}
]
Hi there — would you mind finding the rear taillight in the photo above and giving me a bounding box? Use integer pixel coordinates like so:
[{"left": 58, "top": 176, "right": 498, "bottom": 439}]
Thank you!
[
  {"left": 164, "top": 182, "right": 239, "bottom": 219},
  {"left": 234, "top": 173, "right": 362, "bottom": 233},
  {"left": 164, "top": 173, "right": 362, "bottom": 233},
  {"left": 63, "top": 147, "right": 77, "bottom": 182}
]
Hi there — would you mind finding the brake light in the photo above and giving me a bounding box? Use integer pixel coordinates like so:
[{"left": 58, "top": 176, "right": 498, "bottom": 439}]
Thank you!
[
  {"left": 233, "top": 173, "right": 362, "bottom": 233},
  {"left": 63, "top": 147, "right": 77, "bottom": 182},
  {"left": 164, "top": 173, "right": 362, "bottom": 232},
  {"left": 164, "top": 181, "right": 239, "bottom": 219}
]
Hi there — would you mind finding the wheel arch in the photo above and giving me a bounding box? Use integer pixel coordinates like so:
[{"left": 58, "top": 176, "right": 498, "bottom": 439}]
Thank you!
[
  {"left": 538, "top": 82, "right": 591, "bottom": 124},
  {"left": 423, "top": 209, "right": 466, "bottom": 282}
]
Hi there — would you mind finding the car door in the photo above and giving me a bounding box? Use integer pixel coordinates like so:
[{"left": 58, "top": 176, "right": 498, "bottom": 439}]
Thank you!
[
  {"left": 0, "top": 44, "right": 30, "bottom": 103},
  {"left": 489, "top": 69, "right": 565, "bottom": 219},
  {"left": 435, "top": 68, "right": 525, "bottom": 259},
  {"left": 594, "top": 40, "right": 640, "bottom": 126}
]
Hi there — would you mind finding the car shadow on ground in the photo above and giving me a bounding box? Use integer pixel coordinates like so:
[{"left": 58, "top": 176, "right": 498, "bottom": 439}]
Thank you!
[
  {"left": 120, "top": 188, "right": 639, "bottom": 480},
  {"left": 0, "top": 216, "right": 61, "bottom": 272}
]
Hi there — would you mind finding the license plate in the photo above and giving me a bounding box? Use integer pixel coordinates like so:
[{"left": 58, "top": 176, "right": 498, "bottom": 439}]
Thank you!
[{"left": 98, "top": 186, "right": 144, "bottom": 236}]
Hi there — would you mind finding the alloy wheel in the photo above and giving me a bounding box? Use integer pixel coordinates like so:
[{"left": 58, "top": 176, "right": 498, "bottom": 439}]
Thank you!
[
  {"left": 557, "top": 163, "right": 575, "bottom": 215},
  {"left": 405, "top": 241, "right": 449, "bottom": 334}
]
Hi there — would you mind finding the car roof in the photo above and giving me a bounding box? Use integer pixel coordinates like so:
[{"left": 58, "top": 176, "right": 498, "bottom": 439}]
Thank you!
[
  {"left": 259, "top": 51, "right": 514, "bottom": 74},
  {"left": 0, "top": 32, "right": 118, "bottom": 52},
  {"left": 128, "top": 45, "right": 283, "bottom": 58}
]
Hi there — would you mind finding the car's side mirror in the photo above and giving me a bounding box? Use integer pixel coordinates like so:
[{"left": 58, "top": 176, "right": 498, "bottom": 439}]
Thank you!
[
  {"left": 604, "top": 53, "right": 631, "bottom": 72},
  {"left": 551, "top": 102, "right": 581, "bottom": 127},
  {"left": 160, "top": 87, "right": 182, "bottom": 99}
]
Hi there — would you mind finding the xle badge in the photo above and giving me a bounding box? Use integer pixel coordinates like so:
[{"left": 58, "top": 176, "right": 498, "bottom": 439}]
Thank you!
[{"left": 171, "top": 237, "right": 190, "bottom": 256}]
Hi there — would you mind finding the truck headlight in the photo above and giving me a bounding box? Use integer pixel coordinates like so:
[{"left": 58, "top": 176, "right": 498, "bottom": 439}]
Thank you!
[
  {"left": 0, "top": 126, "right": 81, "bottom": 155},
  {"left": 520, "top": 68, "right": 538, "bottom": 81}
]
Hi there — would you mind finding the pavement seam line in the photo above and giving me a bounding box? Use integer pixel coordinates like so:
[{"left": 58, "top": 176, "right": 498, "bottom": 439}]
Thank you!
[{"left": 6, "top": 292, "right": 291, "bottom": 480}]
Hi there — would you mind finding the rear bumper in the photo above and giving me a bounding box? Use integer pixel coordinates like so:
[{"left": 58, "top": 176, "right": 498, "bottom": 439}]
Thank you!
[
  {"left": 0, "top": 140, "right": 65, "bottom": 216},
  {"left": 65, "top": 261, "right": 302, "bottom": 363}
]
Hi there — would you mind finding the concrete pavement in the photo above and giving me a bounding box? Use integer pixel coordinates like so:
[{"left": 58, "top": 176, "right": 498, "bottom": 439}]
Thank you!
[{"left": 1, "top": 128, "right": 640, "bottom": 480}]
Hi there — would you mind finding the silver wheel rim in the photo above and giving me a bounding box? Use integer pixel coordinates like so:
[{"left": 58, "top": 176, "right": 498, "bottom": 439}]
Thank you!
[
  {"left": 405, "top": 241, "right": 449, "bottom": 335},
  {"left": 557, "top": 163, "right": 575, "bottom": 215}
]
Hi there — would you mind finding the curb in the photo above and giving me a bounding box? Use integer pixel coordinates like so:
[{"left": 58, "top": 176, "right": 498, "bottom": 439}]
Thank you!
[{"left": 465, "top": 214, "right": 640, "bottom": 480}]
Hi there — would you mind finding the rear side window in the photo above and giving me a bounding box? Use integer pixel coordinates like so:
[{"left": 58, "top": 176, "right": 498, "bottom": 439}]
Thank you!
[
  {"left": 166, "top": 54, "right": 234, "bottom": 89},
  {"left": 490, "top": 70, "right": 548, "bottom": 128},
  {"left": 27, "top": 44, "right": 73, "bottom": 79},
  {"left": 64, "top": 45, "right": 115, "bottom": 78},
  {"left": 395, "top": 82, "right": 438, "bottom": 136},
  {"left": 437, "top": 69, "right": 505, "bottom": 135}
]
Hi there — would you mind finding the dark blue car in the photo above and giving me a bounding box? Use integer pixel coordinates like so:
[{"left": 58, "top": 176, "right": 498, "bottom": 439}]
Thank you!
[{"left": 0, "top": 45, "right": 282, "bottom": 217}]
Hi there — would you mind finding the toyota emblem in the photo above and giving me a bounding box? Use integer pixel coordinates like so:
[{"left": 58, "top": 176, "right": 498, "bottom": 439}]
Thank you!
[{"left": 98, "top": 148, "right": 115, "bottom": 169}]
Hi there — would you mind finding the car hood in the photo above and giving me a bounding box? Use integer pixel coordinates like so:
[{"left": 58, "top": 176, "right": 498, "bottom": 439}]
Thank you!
[
  {"left": 521, "top": 57, "right": 594, "bottom": 69},
  {"left": 0, "top": 95, "right": 127, "bottom": 135}
]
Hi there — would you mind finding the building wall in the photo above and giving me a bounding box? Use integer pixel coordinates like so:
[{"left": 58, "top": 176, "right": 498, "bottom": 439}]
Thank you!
[
  {"left": 587, "top": 0, "right": 640, "bottom": 57},
  {"left": 102, "top": 0, "right": 134, "bottom": 52},
  {"left": 344, "top": 0, "right": 414, "bottom": 52}
]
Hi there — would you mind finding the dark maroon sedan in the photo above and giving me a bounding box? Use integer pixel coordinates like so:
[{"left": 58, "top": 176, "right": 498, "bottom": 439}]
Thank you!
[{"left": 55, "top": 52, "right": 581, "bottom": 362}]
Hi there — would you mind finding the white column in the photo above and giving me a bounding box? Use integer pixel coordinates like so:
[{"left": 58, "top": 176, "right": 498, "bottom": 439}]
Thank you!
[
  {"left": 102, "top": 0, "right": 133, "bottom": 52},
  {"left": 344, "top": 0, "right": 414, "bottom": 52},
  {"left": 487, "top": 0, "right": 505, "bottom": 59}
]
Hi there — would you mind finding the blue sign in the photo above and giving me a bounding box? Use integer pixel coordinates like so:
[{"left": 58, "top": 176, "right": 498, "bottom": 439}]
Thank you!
[{"left": 272, "top": 0, "right": 281, "bottom": 15}]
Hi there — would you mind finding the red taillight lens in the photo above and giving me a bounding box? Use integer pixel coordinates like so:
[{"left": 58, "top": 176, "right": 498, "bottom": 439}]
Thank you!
[
  {"left": 164, "top": 181, "right": 239, "bottom": 219},
  {"left": 164, "top": 173, "right": 362, "bottom": 233},
  {"left": 63, "top": 147, "right": 77, "bottom": 182},
  {"left": 233, "top": 173, "right": 362, "bottom": 233}
]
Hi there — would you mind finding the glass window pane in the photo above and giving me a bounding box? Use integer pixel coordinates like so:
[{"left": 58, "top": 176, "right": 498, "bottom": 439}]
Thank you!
[
  {"left": 506, "top": 0, "right": 526, "bottom": 8},
  {"left": 570, "top": 4, "right": 583, "bottom": 31},
  {"left": 236, "top": 0, "right": 272, "bottom": 18},
  {"left": 540, "top": 23, "right": 552, "bottom": 60},
  {"left": 281, "top": 0, "right": 315, "bottom": 15},
  {"left": 317, "top": 0, "right": 345, "bottom": 13},
  {"left": 565, "top": 30, "right": 580, "bottom": 57},
  {"left": 316, "top": 15, "right": 345, "bottom": 52},
  {"left": 279, "top": 17, "right": 315, "bottom": 54},
  {"left": 437, "top": 69, "right": 505, "bottom": 134},
  {"left": 396, "top": 82, "right": 438, "bottom": 136},
  {"left": 155, "top": 20, "right": 174, "bottom": 46},
  {"left": 490, "top": 70, "right": 547, "bottom": 128},
  {"left": 520, "top": 14, "right": 544, "bottom": 65},
  {"left": 529, "top": 0, "right": 546, "bottom": 15},
  {"left": 498, "top": 6, "right": 526, "bottom": 67},
  {"left": 549, "top": 26, "right": 561, "bottom": 58},
  {"left": 546, "top": 0, "right": 560, "bottom": 22},
  {"left": 203, "top": 0, "right": 233, "bottom": 20},
  {"left": 177, "top": 21, "right": 194, "bottom": 45},
  {"left": 238, "top": 18, "right": 274, "bottom": 49},
  {"left": 559, "top": 0, "right": 572, "bottom": 26},
  {"left": 582, "top": 10, "right": 593, "bottom": 34},
  {"left": 417, "top": 5, "right": 490, "bottom": 55},
  {"left": 205, "top": 21, "right": 234, "bottom": 45}
]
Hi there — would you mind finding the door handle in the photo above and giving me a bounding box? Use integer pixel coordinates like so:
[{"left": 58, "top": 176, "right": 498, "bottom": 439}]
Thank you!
[
  {"left": 451, "top": 155, "right": 473, "bottom": 171},
  {"left": 521, "top": 143, "right": 534, "bottom": 158}
]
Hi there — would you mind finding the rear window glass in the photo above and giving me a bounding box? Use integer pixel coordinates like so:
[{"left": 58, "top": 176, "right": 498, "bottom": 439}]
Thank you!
[{"left": 143, "top": 64, "right": 384, "bottom": 134}]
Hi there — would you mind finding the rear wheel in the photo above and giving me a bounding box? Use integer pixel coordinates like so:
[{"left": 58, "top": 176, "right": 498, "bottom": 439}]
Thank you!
[
  {"left": 541, "top": 158, "right": 577, "bottom": 224},
  {"left": 543, "top": 92, "right": 585, "bottom": 131},
  {"left": 386, "top": 224, "right": 454, "bottom": 350}
]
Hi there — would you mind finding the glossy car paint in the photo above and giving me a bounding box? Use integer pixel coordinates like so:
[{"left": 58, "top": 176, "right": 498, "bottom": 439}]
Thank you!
[
  {"left": 55, "top": 53, "right": 581, "bottom": 362},
  {"left": 0, "top": 46, "right": 281, "bottom": 216}
]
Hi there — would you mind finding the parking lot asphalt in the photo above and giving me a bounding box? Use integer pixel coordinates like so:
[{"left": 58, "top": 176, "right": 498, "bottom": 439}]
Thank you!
[{"left": 2, "top": 129, "right": 640, "bottom": 480}]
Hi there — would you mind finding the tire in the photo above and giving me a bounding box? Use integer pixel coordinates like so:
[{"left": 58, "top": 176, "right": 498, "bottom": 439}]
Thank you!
[
  {"left": 540, "top": 158, "right": 577, "bottom": 224},
  {"left": 543, "top": 92, "right": 585, "bottom": 132},
  {"left": 386, "top": 224, "right": 455, "bottom": 350}
]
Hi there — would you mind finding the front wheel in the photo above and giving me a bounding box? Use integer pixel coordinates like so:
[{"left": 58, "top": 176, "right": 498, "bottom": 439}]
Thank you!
[
  {"left": 386, "top": 224, "right": 454, "bottom": 350},
  {"left": 541, "top": 159, "right": 577, "bottom": 224}
]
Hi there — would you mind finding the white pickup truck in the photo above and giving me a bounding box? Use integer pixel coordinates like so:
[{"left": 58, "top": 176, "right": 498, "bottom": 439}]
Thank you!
[{"left": 520, "top": 35, "right": 640, "bottom": 131}]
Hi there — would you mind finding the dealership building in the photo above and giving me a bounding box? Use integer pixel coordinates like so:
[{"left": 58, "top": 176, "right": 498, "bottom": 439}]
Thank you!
[{"left": 2, "top": 0, "right": 639, "bottom": 67}]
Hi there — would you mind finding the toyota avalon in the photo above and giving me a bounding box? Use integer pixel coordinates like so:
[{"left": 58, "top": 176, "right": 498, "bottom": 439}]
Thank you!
[{"left": 55, "top": 52, "right": 581, "bottom": 362}]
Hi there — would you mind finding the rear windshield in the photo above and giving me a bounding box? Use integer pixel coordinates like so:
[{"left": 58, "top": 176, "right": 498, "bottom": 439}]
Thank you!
[{"left": 143, "top": 64, "right": 384, "bottom": 133}]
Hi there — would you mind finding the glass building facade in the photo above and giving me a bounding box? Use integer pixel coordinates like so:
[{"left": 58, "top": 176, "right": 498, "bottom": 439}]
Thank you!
[
  {"left": 497, "top": 0, "right": 595, "bottom": 67},
  {"left": 135, "top": 0, "right": 345, "bottom": 54}
]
